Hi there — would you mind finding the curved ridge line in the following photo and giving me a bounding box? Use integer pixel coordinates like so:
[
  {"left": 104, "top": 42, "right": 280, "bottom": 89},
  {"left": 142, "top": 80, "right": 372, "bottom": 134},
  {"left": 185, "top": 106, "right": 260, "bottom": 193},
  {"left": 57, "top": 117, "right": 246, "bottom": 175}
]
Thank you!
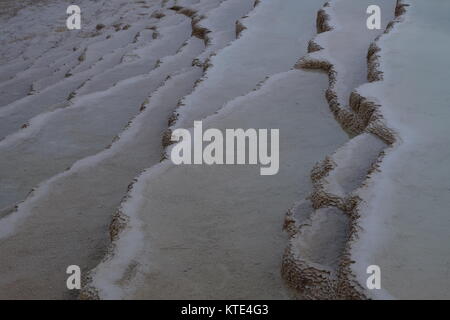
[
  {"left": 79, "top": 0, "right": 262, "bottom": 299},
  {"left": 0, "top": 16, "right": 192, "bottom": 149},
  {"left": 82, "top": 68, "right": 299, "bottom": 299},
  {"left": 0, "top": 7, "right": 211, "bottom": 234},
  {"left": 0, "top": 0, "right": 134, "bottom": 94},
  {"left": 0, "top": 10, "right": 187, "bottom": 143},
  {"left": 161, "top": 0, "right": 262, "bottom": 149},
  {"left": 281, "top": 0, "right": 408, "bottom": 299},
  {"left": 337, "top": 0, "right": 409, "bottom": 300}
]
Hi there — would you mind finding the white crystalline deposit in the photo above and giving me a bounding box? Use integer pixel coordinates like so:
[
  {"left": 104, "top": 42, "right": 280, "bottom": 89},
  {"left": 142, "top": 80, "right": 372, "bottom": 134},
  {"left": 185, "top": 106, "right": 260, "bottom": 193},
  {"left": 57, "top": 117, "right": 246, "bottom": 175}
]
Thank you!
[
  {"left": 350, "top": 1, "right": 450, "bottom": 299},
  {"left": 0, "top": 0, "right": 162, "bottom": 107},
  {"left": 281, "top": 0, "right": 396, "bottom": 300},
  {"left": 193, "top": 0, "right": 255, "bottom": 65},
  {"left": 169, "top": 0, "right": 325, "bottom": 133},
  {"left": 2, "top": 0, "right": 447, "bottom": 301},
  {"left": 0, "top": 0, "right": 234, "bottom": 213},
  {"left": 0, "top": 10, "right": 188, "bottom": 139},
  {"left": 87, "top": 0, "right": 349, "bottom": 299},
  {"left": 298, "top": 0, "right": 397, "bottom": 133},
  {"left": 88, "top": 69, "right": 347, "bottom": 300},
  {"left": 0, "top": 68, "right": 201, "bottom": 299},
  {"left": 0, "top": 0, "right": 244, "bottom": 299},
  {"left": 0, "top": 27, "right": 199, "bottom": 212},
  {"left": 303, "top": 0, "right": 396, "bottom": 105}
]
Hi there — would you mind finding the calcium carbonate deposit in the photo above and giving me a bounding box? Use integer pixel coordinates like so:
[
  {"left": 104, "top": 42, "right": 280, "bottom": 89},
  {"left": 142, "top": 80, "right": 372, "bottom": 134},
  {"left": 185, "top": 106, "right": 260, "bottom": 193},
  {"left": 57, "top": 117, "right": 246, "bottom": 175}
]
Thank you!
[{"left": 0, "top": 0, "right": 448, "bottom": 300}]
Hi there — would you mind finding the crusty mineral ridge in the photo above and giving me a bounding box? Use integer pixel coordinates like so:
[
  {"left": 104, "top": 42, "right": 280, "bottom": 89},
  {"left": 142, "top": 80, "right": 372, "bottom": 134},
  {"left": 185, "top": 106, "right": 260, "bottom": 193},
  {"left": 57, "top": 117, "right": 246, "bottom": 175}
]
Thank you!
[{"left": 282, "top": 0, "right": 408, "bottom": 299}]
